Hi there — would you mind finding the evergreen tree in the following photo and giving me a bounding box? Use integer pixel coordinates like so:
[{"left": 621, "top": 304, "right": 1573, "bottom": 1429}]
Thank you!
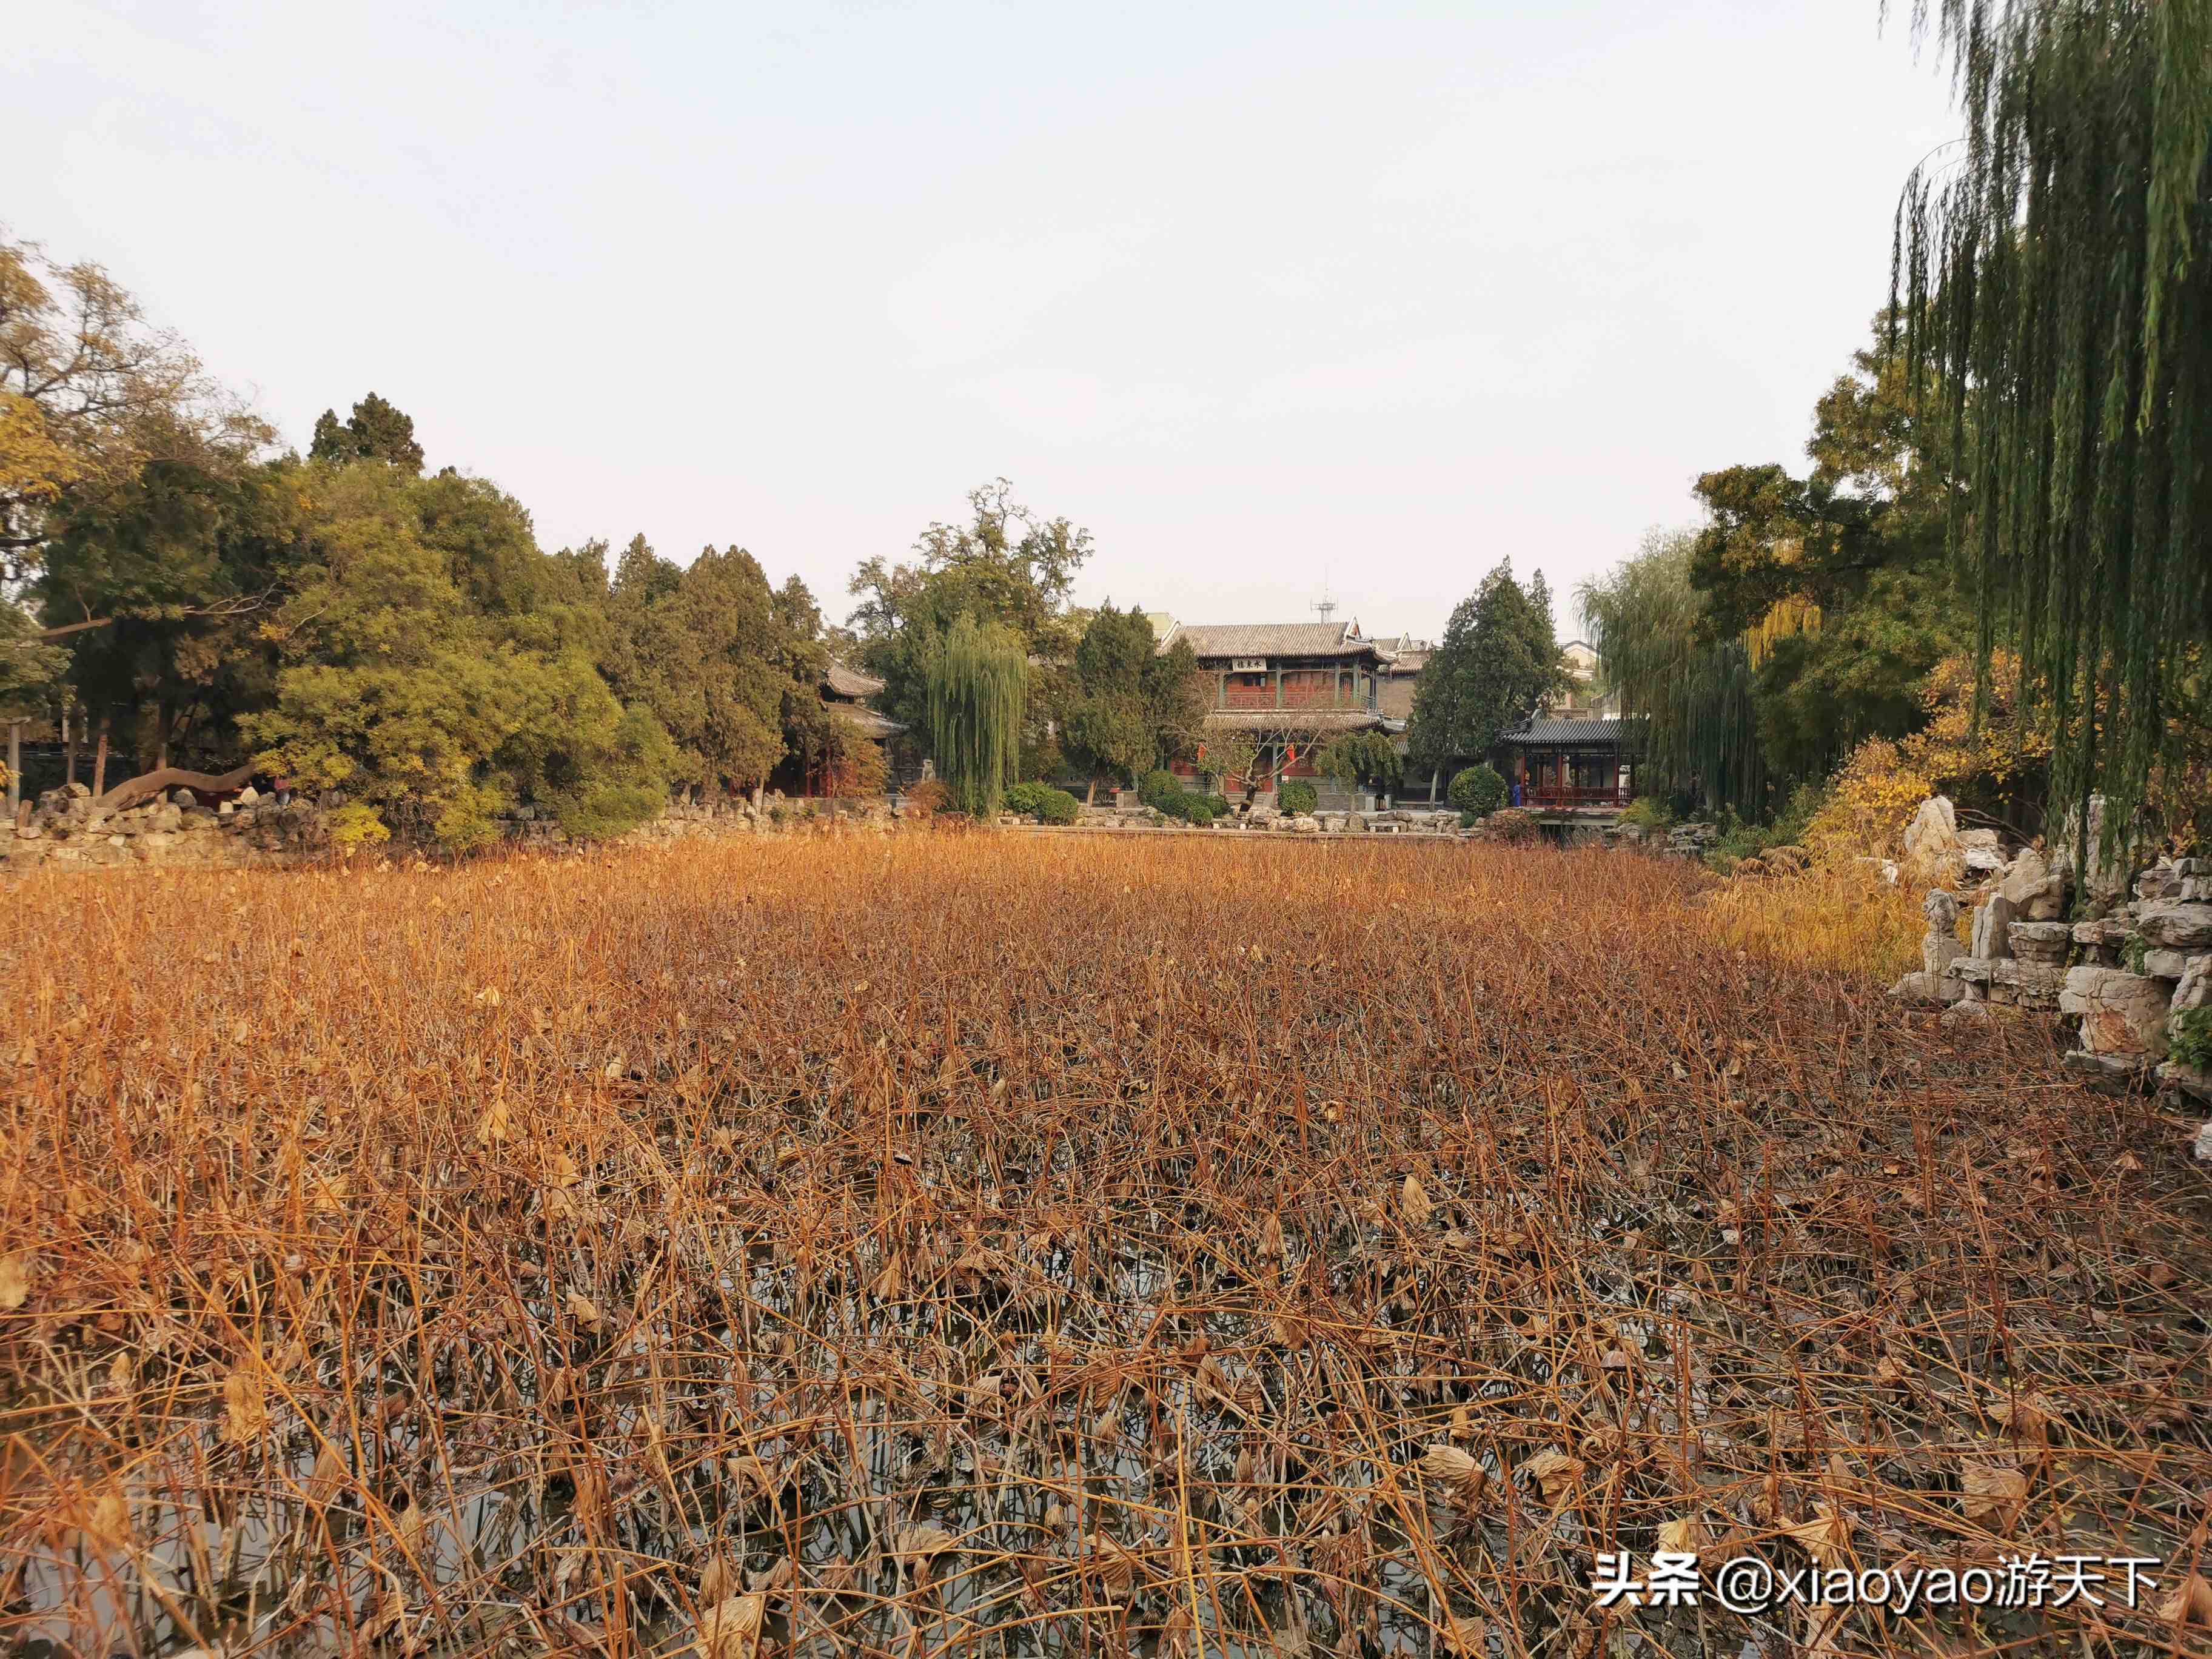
[
  {"left": 1060, "top": 605, "right": 1203, "bottom": 791},
  {"left": 1407, "top": 560, "right": 1567, "bottom": 769},
  {"left": 307, "top": 392, "right": 426, "bottom": 472}
]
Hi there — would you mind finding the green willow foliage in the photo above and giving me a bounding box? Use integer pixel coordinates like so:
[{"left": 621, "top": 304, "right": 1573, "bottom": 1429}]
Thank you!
[
  {"left": 1578, "top": 531, "right": 1768, "bottom": 816},
  {"left": 927, "top": 613, "right": 1026, "bottom": 818},
  {"left": 1892, "top": 0, "right": 2212, "bottom": 851}
]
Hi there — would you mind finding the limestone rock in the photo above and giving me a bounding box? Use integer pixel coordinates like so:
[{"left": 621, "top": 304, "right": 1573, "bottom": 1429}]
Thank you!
[
  {"left": 2006, "top": 921, "right": 2071, "bottom": 964},
  {"left": 2137, "top": 865, "right": 2185, "bottom": 903},
  {"left": 1991, "top": 957, "right": 2067, "bottom": 1010},
  {"left": 1998, "top": 847, "right": 2068, "bottom": 920},
  {"left": 2062, "top": 1050, "right": 2153, "bottom": 1093},
  {"left": 2194, "top": 1118, "right": 2212, "bottom": 1159},
  {"left": 1971, "top": 893, "right": 2017, "bottom": 959},
  {"left": 1902, "top": 796, "right": 1963, "bottom": 883},
  {"left": 1889, "top": 970, "right": 1965, "bottom": 1007},
  {"left": 2137, "top": 902, "right": 2212, "bottom": 952},
  {"left": 2053, "top": 793, "right": 2133, "bottom": 903},
  {"left": 2173, "top": 954, "right": 2211, "bottom": 1015},
  {"left": 2060, "top": 967, "right": 2173, "bottom": 1057}
]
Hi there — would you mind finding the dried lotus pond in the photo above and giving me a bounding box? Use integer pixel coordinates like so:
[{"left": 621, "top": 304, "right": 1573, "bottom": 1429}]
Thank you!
[{"left": 3, "top": 835, "right": 2208, "bottom": 1657}]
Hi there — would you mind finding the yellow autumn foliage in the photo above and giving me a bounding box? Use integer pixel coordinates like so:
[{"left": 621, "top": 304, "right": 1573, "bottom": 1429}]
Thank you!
[{"left": 1802, "top": 652, "right": 2051, "bottom": 866}]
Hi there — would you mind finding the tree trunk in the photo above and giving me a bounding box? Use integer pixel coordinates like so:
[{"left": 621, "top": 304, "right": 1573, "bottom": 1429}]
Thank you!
[
  {"left": 92, "top": 715, "right": 110, "bottom": 800},
  {"left": 64, "top": 706, "right": 77, "bottom": 786},
  {"left": 1084, "top": 776, "right": 1097, "bottom": 805},
  {"left": 156, "top": 702, "right": 172, "bottom": 772},
  {"left": 93, "top": 762, "right": 256, "bottom": 814},
  {"left": 6, "top": 720, "right": 18, "bottom": 814}
]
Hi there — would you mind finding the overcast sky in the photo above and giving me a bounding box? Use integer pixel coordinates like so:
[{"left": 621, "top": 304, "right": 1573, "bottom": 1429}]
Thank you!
[{"left": 21, "top": 1, "right": 1959, "bottom": 643}]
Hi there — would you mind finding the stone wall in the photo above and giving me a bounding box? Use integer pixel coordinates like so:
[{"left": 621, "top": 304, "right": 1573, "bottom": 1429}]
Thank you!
[{"left": 5, "top": 782, "right": 328, "bottom": 870}]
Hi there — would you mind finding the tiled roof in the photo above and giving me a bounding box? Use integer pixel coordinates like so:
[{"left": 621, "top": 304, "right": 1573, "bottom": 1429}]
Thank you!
[
  {"left": 1201, "top": 709, "right": 1403, "bottom": 732},
  {"left": 1497, "top": 717, "right": 1640, "bottom": 745},
  {"left": 837, "top": 705, "right": 904, "bottom": 740},
  {"left": 1165, "top": 622, "right": 1381, "bottom": 660},
  {"left": 824, "top": 660, "right": 885, "bottom": 699}
]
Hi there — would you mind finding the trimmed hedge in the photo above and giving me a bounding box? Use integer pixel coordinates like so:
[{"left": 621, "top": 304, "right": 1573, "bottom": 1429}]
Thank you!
[
  {"left": 1277, "top": 779, "right": 1318, "bottom": 816},
  {"left": 1449, "top": 764, "right": 1506, "bottom": 816},
  {"left": 1003, "top": 782, "right": 1082, "bottom": 824}
]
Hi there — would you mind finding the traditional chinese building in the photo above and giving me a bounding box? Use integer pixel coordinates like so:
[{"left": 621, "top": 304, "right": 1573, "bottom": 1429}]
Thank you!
[
  {"left": 1492, "top": 642, "right": 1638, "bottom": 807},
  {"left": 1154, "top": 620, "right": 1406, "bottom": 808}
]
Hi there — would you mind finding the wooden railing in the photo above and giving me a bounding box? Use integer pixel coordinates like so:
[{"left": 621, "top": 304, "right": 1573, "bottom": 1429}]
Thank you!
[{"left": 1526, "top": 784, "right": 1634, "bottom": 809}]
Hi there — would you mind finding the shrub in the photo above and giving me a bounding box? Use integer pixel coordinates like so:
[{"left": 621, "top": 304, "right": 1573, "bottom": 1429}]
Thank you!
[
  {"left": 1157, "top": 790, "right": 1221, "bottom": 825},
  {"left": 1138, "top": 769, "right": 1181, "bottom": 809},
  {"left": 1003, "top": 782, "right": 1049, "bottom": 816},
  {"left": 1802, "top": 652, "right": 2050, "bottom": 866},
  {"left": 1278, "top": 779, "right": 1318, "bottom": 816},
  {"left": 328, "top": 803, "right": 390, "bottom": 851},
  {"left": 1618, "top": 795, "right": 1674, "bottom": 831},
  {"left": 903, "top": 779, "right": 950, "bottom": 819},
  {"left": 1037, "top": 787, "right": 1081, "bottom": 825},
  {"left": 1698, "top": 864, "right": 1923, "bottom": 980},
  {"left": 823, "top": 735, "right": 890, "bottom": 798},
  {"left": 1459, "top": 809, "right": 1480, "bottom": 830},
  {"left": 1449, "top": 765, "right": 1506, "bottom": 816},
  {"left": 2173, "top": 1007, "right": 2212, "bottom": 1073}
]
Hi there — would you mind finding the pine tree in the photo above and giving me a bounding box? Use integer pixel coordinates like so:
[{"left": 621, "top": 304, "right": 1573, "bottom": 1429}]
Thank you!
[{"left": 1407, "top": 560, "right": 1567, "bottom": 768}]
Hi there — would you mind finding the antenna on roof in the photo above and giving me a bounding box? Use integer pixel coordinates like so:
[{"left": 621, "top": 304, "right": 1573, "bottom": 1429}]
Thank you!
[{"left": 1312, "top": 569, "right": 1336, "bottom": 625}]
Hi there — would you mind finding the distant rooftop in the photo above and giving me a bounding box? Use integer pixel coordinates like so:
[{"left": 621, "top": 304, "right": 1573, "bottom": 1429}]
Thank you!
[
  {"left": 1498, "top": 716, "right": 1640, "bottom": 746},
  {"left": 1162, "top": 621, "right": 1379, "bottom": 659},
  {"left": 824, "top": 660, "right": 885, "bottom": 699}
]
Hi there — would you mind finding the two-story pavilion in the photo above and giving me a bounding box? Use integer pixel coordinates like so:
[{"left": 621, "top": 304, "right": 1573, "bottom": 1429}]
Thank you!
[{"left": 1156, "top": 620, "right": 1404, "bottom": 806}]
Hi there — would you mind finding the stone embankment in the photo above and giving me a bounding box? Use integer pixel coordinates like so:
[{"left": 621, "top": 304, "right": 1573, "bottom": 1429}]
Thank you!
[
  {"left": 1043, "top": 803, "right": 1467, "bottom": 835},
  {"left": 1885, "top": 794, "right": 2211, "bottom": 1115},
  {"left": 4, "top": 783, "right": 902, "bottom": 871}
]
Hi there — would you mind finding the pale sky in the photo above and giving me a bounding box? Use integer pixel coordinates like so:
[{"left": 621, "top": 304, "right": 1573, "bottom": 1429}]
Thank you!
[{"left": 21, "top": 2, "right": 1959, "bottom": 643}]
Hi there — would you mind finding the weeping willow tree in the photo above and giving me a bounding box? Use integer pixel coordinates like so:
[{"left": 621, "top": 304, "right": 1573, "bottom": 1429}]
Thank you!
[
  {"left": 1578, "top": 530, "right": 1769, "bottom": 816},
  {"left": 1892, "top": 0, "right": 2212, "bottom": 855},
  {"left": 925, "top": 613, "right": 1026, "bottom": 817}
]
